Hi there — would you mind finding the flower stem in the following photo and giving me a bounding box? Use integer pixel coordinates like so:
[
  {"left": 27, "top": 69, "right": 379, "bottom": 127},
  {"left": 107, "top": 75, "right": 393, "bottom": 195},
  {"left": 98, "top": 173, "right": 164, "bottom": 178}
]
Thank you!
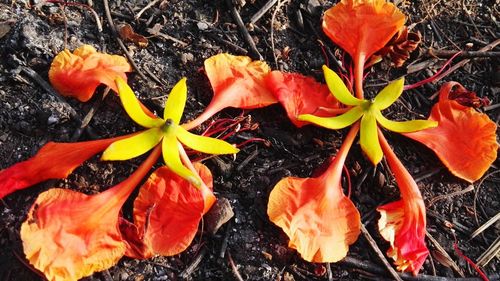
[
  {"left": 324, "top": 122, "right": 360, "bottom": 187},
  {"left": 354, "top": 53, "right": 366, "bottom": 99},
  {"left": 378, "top": 130, "right": 422, "bottom": 201}
]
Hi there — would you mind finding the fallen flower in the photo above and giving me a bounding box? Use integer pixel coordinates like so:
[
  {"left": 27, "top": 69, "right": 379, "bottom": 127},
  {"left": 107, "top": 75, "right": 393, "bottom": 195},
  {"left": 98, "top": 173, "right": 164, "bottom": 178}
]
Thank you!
[
  {"left": 403, "top": 82, "right": 498, "bottom": 182},
  {"left": 265, "top": 71, "right": 342, "bottom": 127},
  {"left": 49, "top": 44, "right": 131, "bottom": 102},
  {"left": 268, "top": 123, "right": 361, "bottom": 262},
  {"left": 377, "top": 132, "right": 429, "bottom": 275},
  {"left": 299, "top": 65, "right": 436, "bottom": 164},
  {"left": 322, "top": 0, "right": 405, "bottom": 97},
  {"left": 371, "top": 26, "right": 422, "bottom": 68},
  {"left": 122, "top": 162, "right": 214, "bottom": 259},
  {"left": 183, "top": 53, "right": 278, "bottom": 130},
  {"left": 20, "top": 146, "right": 161, "bottom": 281},
  {"left": 102, "top": 77, "right": 239, "bottom": 186}
]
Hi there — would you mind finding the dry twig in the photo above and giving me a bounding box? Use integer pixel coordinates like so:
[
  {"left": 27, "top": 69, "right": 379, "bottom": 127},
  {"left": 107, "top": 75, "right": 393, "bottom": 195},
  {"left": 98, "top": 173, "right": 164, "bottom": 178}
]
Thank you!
[
  {"left": 426, "top": 230, "right": 465, "bottom": 277},
  {"left": 360, "top": 224, "right": 404, "bottom": 281},
  {"left": 226, "top": 0, "right": 263, "bottom": 60}
]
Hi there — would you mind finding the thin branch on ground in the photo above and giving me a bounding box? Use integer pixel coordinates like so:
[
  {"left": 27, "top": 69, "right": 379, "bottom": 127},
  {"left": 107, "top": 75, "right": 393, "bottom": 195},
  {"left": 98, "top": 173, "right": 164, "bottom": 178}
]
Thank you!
[
  {"left": 102, "top": 0, "right": 149, "bottom": 81},
  {"left": 426, "top": 230, "right": 465, "bottom": 277},
  {"left": 360, "top": 224, "right": 404, "bottom": 281},
  {"left": 226, "top": 0, "right": 263, "bottom": 60}
]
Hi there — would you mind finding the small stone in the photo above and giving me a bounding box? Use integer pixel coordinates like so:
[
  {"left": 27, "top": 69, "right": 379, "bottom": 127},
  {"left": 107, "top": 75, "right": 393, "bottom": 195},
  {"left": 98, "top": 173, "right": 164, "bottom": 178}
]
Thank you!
[
  {"left": 180, "top": 53, "right": 194, "bottom": 64},
  {"left": 47, "top": 115, "right": 59, "bottom": 125},
  {"left": 197, "top": 22, "right": 209, "bottom": 30},
  {"left": 204, "top": 197, "right": 234, "bottom": 234}
]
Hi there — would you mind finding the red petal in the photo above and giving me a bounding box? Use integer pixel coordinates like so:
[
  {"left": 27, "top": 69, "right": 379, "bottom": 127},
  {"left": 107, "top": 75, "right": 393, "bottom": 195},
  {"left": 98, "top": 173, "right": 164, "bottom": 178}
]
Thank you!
[
  {"left": 322, "top": 0, "right": 405, "bottom": 64},
  {"left": 0, "top": 136, "right": 123, "bottom": 199},
  {"left": 265, "top": 71, "right": 341, "bottom": 127},
  {"left": 378, "top": 133, "right": 429, "bottom": 275},
  {"left": 123, "top": 163, "right": 214, "bottom": 258},
  {"left": 49, "top": 45, "right": 131, "bottom": 102},
  {"left": 183, "top": 54, "right": 278, "bottom": 130},
  {"left": 267, "top": 125, "right": 360, "bottom": 262},
  {"left": 20, "top": 146, "right": 160, "bottom": 281},
  {"left": 403, "top": 82, "right": 498, "bottom": 182}
]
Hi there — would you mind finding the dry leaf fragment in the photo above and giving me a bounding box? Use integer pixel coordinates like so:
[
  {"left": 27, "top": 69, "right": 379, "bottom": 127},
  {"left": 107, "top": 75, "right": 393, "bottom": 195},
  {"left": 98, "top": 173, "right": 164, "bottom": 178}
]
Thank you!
[{"left": 118, "top": 23, "right": 148, "bottom": 48}]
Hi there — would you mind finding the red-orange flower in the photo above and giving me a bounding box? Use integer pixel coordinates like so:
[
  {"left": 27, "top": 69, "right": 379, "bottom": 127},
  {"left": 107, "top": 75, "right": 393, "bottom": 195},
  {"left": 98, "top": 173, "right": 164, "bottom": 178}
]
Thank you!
[
  {"left": 20, "top": 146, "right": 161, "bottom": 281},
  {"left": 404, "top": 82, "right": 498, "bottom": 182},
  {"left": 49, "top": 45, "right": 131, "bottom": 102},
  {"left": 0, "top": 136, "right": 124, "bottom": 199},
  {"left": 377, "top": 132, "right": 429, "bottom": 275},
  {"left": 267, "top": 124, "right": 361, "bottom": 262},
  {"left": 322, "top": 0, "right": 405, "bottom": 66},
  {"left": 265, "top": 71, "right": 342, "bottom": 127},
  {"left": 183, "top": 53, "right": 278, "bottom": 130},
  {"left": 322, "top": 0, "right": 405, "bottom": 97},
  {"left": 121, "top": 162, "right": 214, "bottom": 259}
]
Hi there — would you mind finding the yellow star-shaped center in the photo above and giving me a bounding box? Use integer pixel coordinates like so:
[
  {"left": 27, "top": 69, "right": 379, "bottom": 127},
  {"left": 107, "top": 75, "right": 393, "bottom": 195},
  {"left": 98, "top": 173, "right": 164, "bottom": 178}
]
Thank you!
[
  {"left": 298, "top": 66, "right": 437, "bottom": 165},
  {"left": 101, "top": 77, "right": 239, "bottom": 186}
]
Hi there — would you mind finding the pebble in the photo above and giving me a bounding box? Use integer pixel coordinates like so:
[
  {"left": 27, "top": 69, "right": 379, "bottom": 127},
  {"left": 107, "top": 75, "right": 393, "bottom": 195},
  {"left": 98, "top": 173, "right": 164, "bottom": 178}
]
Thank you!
[
  {"left": 197, "top": 22, "right": 209, "bottom": 30},
  {"left": 180, "top": 52, "right": 194, "bottom": 64}
]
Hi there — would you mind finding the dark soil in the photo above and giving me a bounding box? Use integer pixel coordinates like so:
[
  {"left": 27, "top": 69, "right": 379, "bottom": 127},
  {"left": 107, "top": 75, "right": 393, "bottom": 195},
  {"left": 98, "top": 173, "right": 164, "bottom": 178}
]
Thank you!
[{"left": 0, "top": 0, "right": 499, "bottom": 280}]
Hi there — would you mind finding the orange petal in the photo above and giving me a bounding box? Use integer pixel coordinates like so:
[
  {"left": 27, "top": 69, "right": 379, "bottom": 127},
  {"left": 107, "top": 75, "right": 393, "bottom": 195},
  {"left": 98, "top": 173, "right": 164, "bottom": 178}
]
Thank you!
[
  {"left": 322, "top": 0, "right": 405, "bottom": 64},
  {"left": 183, "top": 53, "right": 278, "bottom": 130},
  {"left": 267, "top": 125, "right": 361, "bottom": 262},
  {"left": 403, "top": 82, "right": 498, "bottom": 182},
  {"left": 20, "top": 146, "right": 161, "bottom": 281},
  {"left": 0, "top": 136, "right": 124, "bottom": 199},
  {"left": 49, "top": 44, "right": 131, "bottom": 102},
  {"left": 378, "top": 132, "right": 429, "bottom": 275},
  {"left": 123, "top": 162, "right": 214, "bottom": 258},
  {"left": 265, "top": 71, "right": 341, "bottom": 127}
]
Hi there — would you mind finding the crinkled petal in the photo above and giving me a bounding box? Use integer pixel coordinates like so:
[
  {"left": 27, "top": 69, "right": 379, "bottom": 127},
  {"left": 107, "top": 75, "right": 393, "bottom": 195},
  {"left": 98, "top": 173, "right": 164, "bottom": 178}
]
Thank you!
[
  {"left": 298, "top": 106, "right": 364, "bottom": 129},
  {"left": 265, "top": 71, "right": 341, "bottom": 127},
  {"left": 360, "top": 112, "right": 383, "bottom": 165},
  {"left": 268, "top": 125, "right": 361, "bottom": 263},
  {"left": 176, "top": 126, "right": 239, "bottom": 155},
  {"left": 162, "top": 134, "right": 200, "bottom": 186},
  {"left": 183, "top": 53, "right": 277, "bottom": 130},
  {"left": 163, "top": 78, "right": 187, "bottom": 124},
  {"left": 49, "top": 45, "right": 131, "bottom": 102},
  {"left": 378, "top": 132, "right": 429, "bottom": 275},
  {"left": 115, "top": 77, "right": 165, "bottom": 128},
  {"left": 403, "top": 82, "right": 498, "bottom": 182},
  {"left": 0, "top": 137, "right": 122, "bottom": 199},
  {"left": 378, "top": 200, "right": 429, "bottom": 275},
  {"left": 375, "top": 111, "right": 437, "bottom": 133},
  {"left": 20, "top": 146, "right": 161, "bottom": 281},
  {"left": 322, "top": 0, "right": 405, "bottom": 63},
  {"left": 102, "top": 128, "right": 163, "bottom": 161},
  {"left": 373, "top": 78, "right": 404, "bottom": 110},
  {"left": 323, "top": 65, "right": 363, "bottom": 106},
  {"left": 122, "top": 163, "right": 213, "bottom": 258}
]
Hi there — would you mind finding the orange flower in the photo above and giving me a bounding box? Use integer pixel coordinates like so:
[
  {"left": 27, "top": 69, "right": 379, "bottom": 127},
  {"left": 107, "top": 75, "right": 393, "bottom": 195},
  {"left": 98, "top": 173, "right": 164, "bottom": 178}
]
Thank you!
[
  {"left": 121, "top": 162, "right": 214, "bottom": 259},
  {"left": 265, "top": 71, "right": 342, "bottom": 127},
  {"left": 322, "top": 0, "right": 405, "bottom": 97},
  {"left": 0, "top": 136, "right": 125, "bottom": 199},
  {"left": 267, "top": 124, "right": 361, "bottom": 262},
  {"left": 183, "top": 53, "right": 278, "bottom": 130},
  {"left": 377, "top": 132, "right": 429, "bottom": 275},
  {"left": 403, "top": 82, "right": 498, "bottom": 182},
  {"left": 49, "top": 45, "right": 131, "bottom": 102},
  {"left": 323, "top": 0, "right": 405, "bottom": 66},
  {"left": 20, "top": 146, "right": 161, "bottom": 281}
]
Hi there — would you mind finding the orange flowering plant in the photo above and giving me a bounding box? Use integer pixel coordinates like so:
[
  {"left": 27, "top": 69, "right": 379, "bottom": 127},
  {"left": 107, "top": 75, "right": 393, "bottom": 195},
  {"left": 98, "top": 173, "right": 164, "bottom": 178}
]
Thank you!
[
  {"left": 0, "top": 48, "right": 241, "bottom": 280},
  {"left": 263, "top": 0, "right": 497, "bottom": 276}
]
